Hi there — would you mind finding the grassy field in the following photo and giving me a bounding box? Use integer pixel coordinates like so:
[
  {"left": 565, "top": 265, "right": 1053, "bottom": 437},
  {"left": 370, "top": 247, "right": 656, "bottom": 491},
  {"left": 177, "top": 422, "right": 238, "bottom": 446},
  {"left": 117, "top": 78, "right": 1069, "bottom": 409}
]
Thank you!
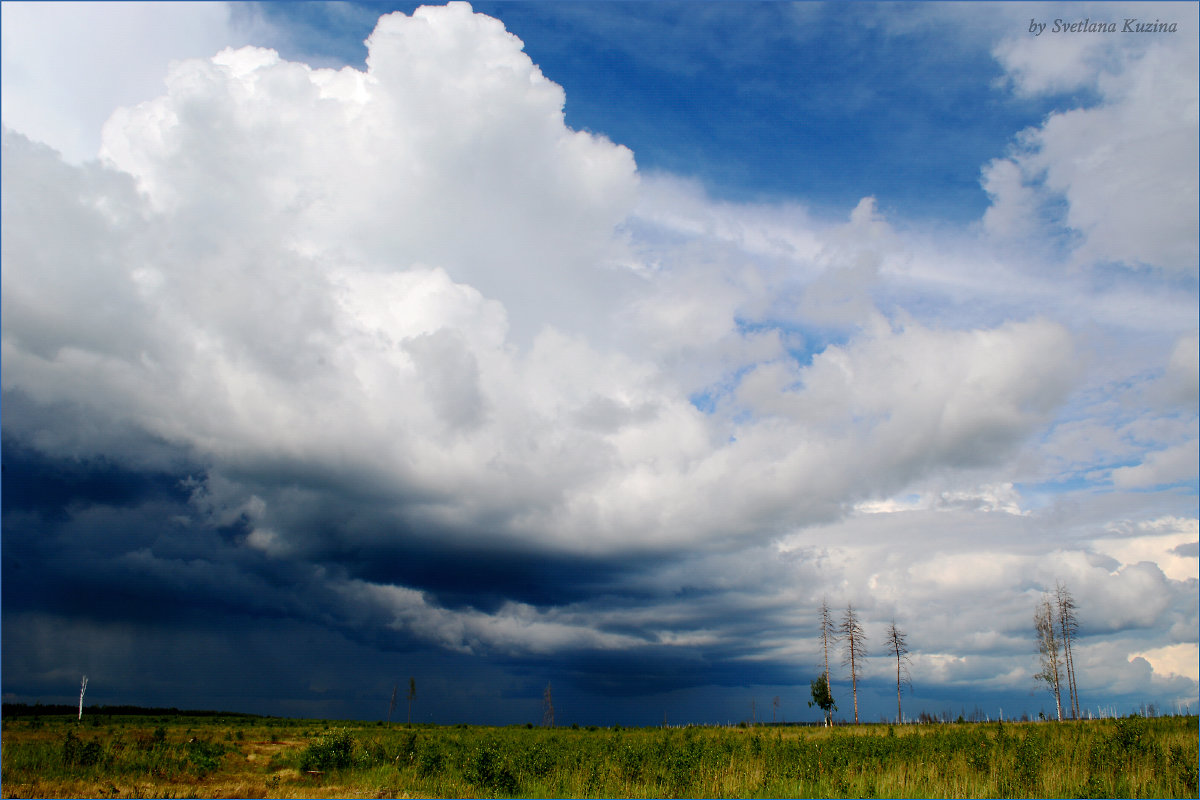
[{"left": 1, "top": 712, "right": 1196, "bottom": 798}]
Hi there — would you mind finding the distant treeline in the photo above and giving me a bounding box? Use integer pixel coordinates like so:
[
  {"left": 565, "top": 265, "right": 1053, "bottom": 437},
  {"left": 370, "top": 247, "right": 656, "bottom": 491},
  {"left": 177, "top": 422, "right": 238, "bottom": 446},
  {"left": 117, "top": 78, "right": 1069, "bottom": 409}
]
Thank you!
[{"left": 1, "top": 703, "right": 264, "bottom": 718}]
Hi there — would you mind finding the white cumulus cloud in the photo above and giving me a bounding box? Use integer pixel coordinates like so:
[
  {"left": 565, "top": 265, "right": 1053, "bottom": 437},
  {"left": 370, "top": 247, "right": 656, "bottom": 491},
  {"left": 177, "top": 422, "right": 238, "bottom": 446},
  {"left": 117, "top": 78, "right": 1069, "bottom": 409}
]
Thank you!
[{"left": 985, "top": 6, "right": 1199, "bottom": 273}]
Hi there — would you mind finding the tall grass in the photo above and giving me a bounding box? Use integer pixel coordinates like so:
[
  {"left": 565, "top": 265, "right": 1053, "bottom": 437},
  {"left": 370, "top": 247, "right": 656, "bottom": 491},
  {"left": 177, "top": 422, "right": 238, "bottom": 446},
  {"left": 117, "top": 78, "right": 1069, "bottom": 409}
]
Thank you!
[{"left": 2, "top": 713, "right": 1196, "bottom": 798}]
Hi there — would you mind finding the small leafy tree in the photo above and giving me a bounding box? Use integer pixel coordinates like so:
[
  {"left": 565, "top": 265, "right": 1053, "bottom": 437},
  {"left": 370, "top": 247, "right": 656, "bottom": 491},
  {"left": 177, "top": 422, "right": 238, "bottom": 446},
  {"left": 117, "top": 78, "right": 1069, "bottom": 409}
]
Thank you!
[
  {"left": 808, "top": 672, "right": 836, "bottom": 726},
  {"left": 809, "top": 597, "right": 839, "bottom": 726}
]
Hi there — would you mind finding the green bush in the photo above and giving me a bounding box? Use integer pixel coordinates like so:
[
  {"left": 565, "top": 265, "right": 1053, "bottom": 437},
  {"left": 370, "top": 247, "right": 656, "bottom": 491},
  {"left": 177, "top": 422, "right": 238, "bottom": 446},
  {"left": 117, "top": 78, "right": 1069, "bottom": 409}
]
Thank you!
[
  {"left": 298, "top": 727, "right": 356, "bottom": 772},
  {"left": 398, "top": 730, "right": 418, "bottom": 766},
  {"left": 61, "top": 729, "right": 107, "bottom": 768},
  {"left": 465, "top": 739, "right": 519, "bottom": 795},
  {"left": 185, "top": 738, "right": 226, "bottom": 777},
  {"left": 416, "top": 741, "right": 446, "bottom": 776},
  {"left": 1113, "top": 714, "right": 1149, "bottom": 755},
  {"left": 1169, "top": 742, "right": 1199, "bottom": 794},
  {"left": 519, "top": 740, "right": 556, "bottom": 780}
]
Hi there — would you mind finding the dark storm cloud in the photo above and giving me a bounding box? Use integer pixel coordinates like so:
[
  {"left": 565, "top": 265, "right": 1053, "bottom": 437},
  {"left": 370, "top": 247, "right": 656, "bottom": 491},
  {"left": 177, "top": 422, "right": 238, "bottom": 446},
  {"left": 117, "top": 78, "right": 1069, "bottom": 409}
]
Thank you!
[
  {"left": 1, "top": 436, "right": 191, "bottom": 518},
  {"left": 1, "top": 433, "right": 828, "bottom": 716},
  {"left": 338, "top": 543, "right": 646, "bottom": 613},
  {"left": 2, "top": 450, "right": 312, "bottom": 629},
  {"left": 555, "top": 647, "right": 806, "bottom": 698},
  {"left": 0, "top": 439, "right": 679, "bottom": 663}
]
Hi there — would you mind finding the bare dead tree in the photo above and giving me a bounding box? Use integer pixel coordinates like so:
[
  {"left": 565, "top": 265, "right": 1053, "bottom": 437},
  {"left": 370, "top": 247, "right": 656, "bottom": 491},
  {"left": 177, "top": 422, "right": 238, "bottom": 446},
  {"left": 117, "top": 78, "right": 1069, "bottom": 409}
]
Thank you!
[
  {"left": 772, "top": 695, "right": 780, "bottom": 724},
  {"left": 840, "top": 604, "right": 867, "bottom": 724},
  {"left": 407, "top": 677, "right": 416, "bottom": 726},
  {"left": 1055, "top": 582, "right": 1080, "bottom": 719},
  {"left": 388, "top": 684, "right": 398, "bottom": 727},
  {"left": 819, "top": 598, "right": 836, "bottom": 683},
  {"left": 885, "top": 618, "right": 912, "bottom": 724},
  {"left": 542, "top": 681, "right": 555, "bottom": 728},
  {"left": 77, "top": 675, "right": 88, "bottom": 722},
  {"left": 1034, "top": 595, "right": 1063, "bottom": 721}
]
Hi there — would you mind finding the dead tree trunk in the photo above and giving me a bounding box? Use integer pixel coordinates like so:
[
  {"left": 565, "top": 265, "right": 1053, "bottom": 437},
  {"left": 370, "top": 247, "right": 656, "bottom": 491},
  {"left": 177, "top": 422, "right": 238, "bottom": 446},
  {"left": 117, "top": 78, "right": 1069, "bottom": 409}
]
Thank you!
[
  {"left": 885, "top": 619, "right": 911, "bottom": 724},
  {"left": 542, "top": 682, "right": 555, "bottom": 728},
  {"left": 840, "top": 604, "right": 866, "bottom": 724},
  {"left": 1035, "top": 596, "right": 1063, "bottom": 721},
  {"left": 819, "top": 597, "right": 838, "bottom": 726},
  {"left": 1056, "top": 582, "right": 1080, "bottom": 719},
  {"left": 77, "top": 676, "right": 88, "bottom": 722}
]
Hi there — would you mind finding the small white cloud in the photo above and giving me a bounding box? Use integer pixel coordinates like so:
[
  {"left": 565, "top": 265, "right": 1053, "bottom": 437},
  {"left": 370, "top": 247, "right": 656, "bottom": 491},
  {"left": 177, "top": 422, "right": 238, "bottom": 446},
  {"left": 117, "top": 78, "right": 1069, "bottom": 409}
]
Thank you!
[
  {"left": 1160, "top": 331, "right": 1200, "bottom": 407},
  {"left": 341, "top": 579, "right": 643, "bottom": 655},
  {"left": 1129, "top": 643, "right": 1199, "bottom": 682},
  {"left": 855, "top": 483, "right": 1026, "bottom": 516},
  {"left": 987, "top": 15, "right": 1200, "bottom": 274},
  {"left": 980, "top": 157, "right": 1040, "bottom": 239},
  {"left": 1092, "top": 517, "right": 1199, "bottom": 582},
  {"left": 1110, "top": 439, "right": 1200, "bottom": 490},
  {"left": 245, "top": 527, "right": 289, "bottom": 557},
  {"left": 991, "top": 28, "right": 1116, "bottom": 97}
]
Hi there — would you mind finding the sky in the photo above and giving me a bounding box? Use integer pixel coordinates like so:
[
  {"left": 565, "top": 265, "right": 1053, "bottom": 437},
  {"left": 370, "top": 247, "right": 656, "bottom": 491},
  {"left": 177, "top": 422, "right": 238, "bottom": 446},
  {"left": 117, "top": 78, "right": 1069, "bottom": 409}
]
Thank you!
[{"left": 1, "top": 1, "right": 1197, "bottom": 726}]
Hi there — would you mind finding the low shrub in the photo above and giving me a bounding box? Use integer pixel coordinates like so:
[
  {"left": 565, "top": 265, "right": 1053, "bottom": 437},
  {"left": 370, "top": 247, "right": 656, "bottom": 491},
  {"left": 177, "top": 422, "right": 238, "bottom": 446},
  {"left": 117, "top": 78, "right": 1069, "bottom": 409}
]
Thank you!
[
  {"left": 61, "top": 730, "right": 106, "bottom": 768},
  {"left": 185, "top": 738, "right": 226, "bottom": 777},
  {"left": 298, "top": 727, "right": 356, "bottom": 772},
  {"left": 465, "top": 739, "right": 519, "bottom": 795}
]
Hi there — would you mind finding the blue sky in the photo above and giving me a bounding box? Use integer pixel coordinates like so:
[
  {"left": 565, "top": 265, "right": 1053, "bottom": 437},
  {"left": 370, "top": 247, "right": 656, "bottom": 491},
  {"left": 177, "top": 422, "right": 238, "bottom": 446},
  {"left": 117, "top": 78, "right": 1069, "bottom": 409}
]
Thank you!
[{"left": 1, "top": 1, "right": 1197, "bottom": 726}]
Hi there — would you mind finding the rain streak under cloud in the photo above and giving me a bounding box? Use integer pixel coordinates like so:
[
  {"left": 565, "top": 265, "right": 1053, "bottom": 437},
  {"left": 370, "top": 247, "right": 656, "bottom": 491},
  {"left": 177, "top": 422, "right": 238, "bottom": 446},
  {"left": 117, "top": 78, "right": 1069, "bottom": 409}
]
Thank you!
[{"left": 1, "top": 1, "right": 1197, "bottom": 724}]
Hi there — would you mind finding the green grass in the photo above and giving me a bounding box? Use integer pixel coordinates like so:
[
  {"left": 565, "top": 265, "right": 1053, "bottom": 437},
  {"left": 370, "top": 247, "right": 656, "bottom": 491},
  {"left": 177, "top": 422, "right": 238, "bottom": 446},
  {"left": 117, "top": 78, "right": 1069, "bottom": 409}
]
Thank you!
[{"left": 2, "top": 713, "right": 1196, "bottom": 798}]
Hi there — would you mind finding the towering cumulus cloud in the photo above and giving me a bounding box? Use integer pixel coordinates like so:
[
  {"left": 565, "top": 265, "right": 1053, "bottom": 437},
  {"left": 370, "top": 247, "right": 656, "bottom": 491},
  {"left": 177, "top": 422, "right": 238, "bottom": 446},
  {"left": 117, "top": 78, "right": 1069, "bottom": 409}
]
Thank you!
[{"left": 2, "top": 2, "right": 1195, "bottom": 722}]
